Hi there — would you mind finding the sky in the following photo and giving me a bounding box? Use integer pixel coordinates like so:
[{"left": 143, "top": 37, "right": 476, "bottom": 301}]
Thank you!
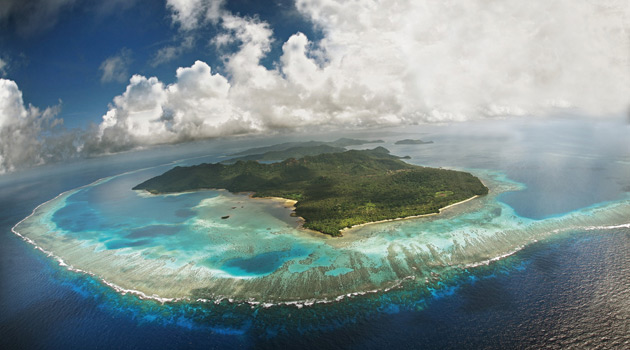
[{"left": 0, "top": 0, "right": 629, "bottom": 174}]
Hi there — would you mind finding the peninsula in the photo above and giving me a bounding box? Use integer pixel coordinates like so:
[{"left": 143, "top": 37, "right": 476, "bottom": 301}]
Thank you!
[{"left": 133, "top": 147, "right": 488, "bottom": 236}]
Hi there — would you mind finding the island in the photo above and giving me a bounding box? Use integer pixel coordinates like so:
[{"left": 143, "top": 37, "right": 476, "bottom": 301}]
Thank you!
[
  {"left": 224, "top": 138, "right": 384, "bottom": 163},
  {"left": 228, "top": 138, "right": 384, "bottom": 157},
  {"left": 395, "top": 139, "right": 434, "bottom": 145},
  {"left": 222, "top": 144, "right": 346, "bottom": 163},
  {"left": 133, "top": 147, "right": 488, "bottom": 236}
]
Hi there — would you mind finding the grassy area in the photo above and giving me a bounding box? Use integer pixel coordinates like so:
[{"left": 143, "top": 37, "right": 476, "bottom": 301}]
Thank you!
[{"left": 133, "top": 147, "right": 488, "bottom": 236}]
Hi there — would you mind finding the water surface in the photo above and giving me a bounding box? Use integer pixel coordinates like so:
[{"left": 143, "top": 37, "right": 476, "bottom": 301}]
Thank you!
[{"left": 3, "top": 118, "right": 630, "bottom": 348}]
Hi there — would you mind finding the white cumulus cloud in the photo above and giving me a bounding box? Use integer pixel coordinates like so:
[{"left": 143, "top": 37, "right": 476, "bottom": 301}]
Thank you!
[
  {"left": 0, "top": 79, "right": 65, "bottom": 174},
  {"left": 93, "top": 61, "right": 258, "bottom": 153},
  {"left": 294, "top": 0, "right": 630, "bottom": 119},
  {"left": 98, "top": 0, "right": 630, "bottom": 150},
  {"left": 3, "top": 0, "right": 630, "bottom": 174}
]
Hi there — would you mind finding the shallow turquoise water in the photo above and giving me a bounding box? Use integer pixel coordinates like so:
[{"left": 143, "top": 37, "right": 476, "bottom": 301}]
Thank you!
[
  {"left": 4, "top": 119, "right": 630, "bottom": 348},
  {"left": 15, "top": 157, "right": 630, "bottom": 304},
  {"left": 11, "top": 119, "right": 630, "bottom": 305}
]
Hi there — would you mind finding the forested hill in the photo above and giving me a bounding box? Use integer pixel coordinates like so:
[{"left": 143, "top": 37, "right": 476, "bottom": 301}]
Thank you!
[
  {"left": 221, "top": 144, "right": 346, "bottom": 163},
  {"left": 227, "top": 138, "right": 384, "bottom": 157},
  {"left": 133, "top": 147, "right": 488, "bottom": 236},
  {"left": 222, "top": 138, "right": 385, "bottom": 163}
]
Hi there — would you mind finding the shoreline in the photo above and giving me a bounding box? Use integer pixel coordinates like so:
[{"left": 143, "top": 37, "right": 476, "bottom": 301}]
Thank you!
[
  {"left": 250, "top": 195, "right": 326, "bottom": 237},
  {"left": 248, "top": 194, "right": 298, "bottom": 209},
  {"left": 140, "top": 188, "right": 483, "bottom": 237},
  {"left": 9, "top": 186, "right": 422, "bottom": 306},
  {"left": 12, "top": 168, "right": 630, "bottom": 308},
  {"left": 339, "top": 195, "right": 480, "bottom": 234},
  {"left": 13, "top": 196, "right": 630, "bottom": 307}
]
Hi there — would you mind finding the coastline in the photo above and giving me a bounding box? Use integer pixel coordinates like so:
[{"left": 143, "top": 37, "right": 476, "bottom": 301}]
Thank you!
[
  {"left": 251, "top": 195, "right": 326, "bottom": 237},
  {"left": 249, "top": 195, "right": 298, "bottom": 209},
  {"left": 250, "top": 192, "right": 481, "bottom": 236},
  {"left": 13, "top": 192, "right": 630, "bottom": 307},
  {"left": 12, "top": 167, "right": 630, "bottom": 307},
  {"left": 339, "top": 195, "right": 480, "bottom": 234},
  {"left": 140, "top": 187, "right": 482, "bottom": 237}
]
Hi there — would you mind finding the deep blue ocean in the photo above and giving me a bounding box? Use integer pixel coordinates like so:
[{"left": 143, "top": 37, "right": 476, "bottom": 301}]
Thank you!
[{"left": 1, "top": 119, "right": 629, "bottom": 349}]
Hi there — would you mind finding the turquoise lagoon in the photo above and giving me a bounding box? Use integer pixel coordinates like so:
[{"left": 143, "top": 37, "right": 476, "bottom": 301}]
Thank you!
[
  {"left": 11, "top": 119, "right": 630, "bottom": 307},
  {"left": 13, "top": 163, "right": 630, "bottom": 305}
]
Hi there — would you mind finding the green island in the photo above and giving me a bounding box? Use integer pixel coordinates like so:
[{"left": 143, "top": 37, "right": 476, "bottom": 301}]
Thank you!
[{"left": 133, "top": 147, "right": 488, "bottom": 236}]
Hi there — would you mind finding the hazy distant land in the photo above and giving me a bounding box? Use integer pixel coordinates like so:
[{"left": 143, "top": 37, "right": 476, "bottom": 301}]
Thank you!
[
  {"left": 224, "top": 138, "right": 384, "bottom": 163},
  {"left": 395, "top": 139, "right": 434, "bottom": 145}
]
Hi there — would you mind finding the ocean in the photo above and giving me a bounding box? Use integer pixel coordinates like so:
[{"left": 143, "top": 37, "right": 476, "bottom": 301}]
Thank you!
[{"left": 1, "top": 118, "right": 629, "bottom": 349}]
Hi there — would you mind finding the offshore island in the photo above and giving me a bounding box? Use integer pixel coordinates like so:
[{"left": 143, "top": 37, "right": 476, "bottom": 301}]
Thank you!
[
  {"left": 395, "top": 139, "right": 434, "bottom": 145},
  {"left": 133, "top": 147, "right": 488, "bottom": 236}
]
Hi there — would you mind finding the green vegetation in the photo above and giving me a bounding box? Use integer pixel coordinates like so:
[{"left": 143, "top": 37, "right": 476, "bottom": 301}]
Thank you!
[
  {"left": 222, "top": 144, "right": 346, "bottom": 163},
  {"left": 133, "top": 147, "right": 488, "bottom": 236},
  {"left": 435, "top": 190, "right": 454, "bottom": 198},
  {"left": 395, "top": 139, "right": 434, "bottom": 145}
]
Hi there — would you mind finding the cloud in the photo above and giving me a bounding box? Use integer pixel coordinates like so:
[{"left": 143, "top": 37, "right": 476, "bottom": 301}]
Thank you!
[
  {"left": 3, "top": 0, "right": 630, "bottom": 174},
  {"left": 150, "top": 0, "right": 219, "bottom": 67},
  {"left": 94, "top": 0, "right": 630, "bottom": 153},
  {"left": 157, "top": 0, "right": 630, "bottom": 123},
  {"left": 166, "top": 0, "right": 225, "bottom": 31},
  {"left": 0, "top": 0, "right": 78, "bottom": 37},
  {"left": 99, "top": 49, "right": 132, "bottom": 83},
  {"left": 0, "top": 59, "right": 7, "bottom": 77},
  {"left": 92, "top": 61, "right": 255, "bottom": 153},
  {"left": 293, "top": 0, "right": 630, "bottom": 120},
  {"left": 150, "top": 36, "right": 194, "bottom": 67},
  {"left": 0, "top": 79, "right": 66, "bottom": 174}
]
